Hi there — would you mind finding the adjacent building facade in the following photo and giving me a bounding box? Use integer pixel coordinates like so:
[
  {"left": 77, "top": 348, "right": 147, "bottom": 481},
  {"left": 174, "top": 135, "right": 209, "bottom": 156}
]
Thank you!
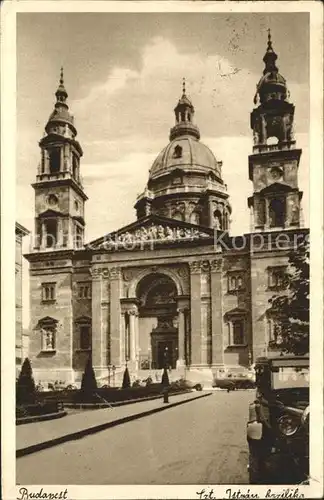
[
  {"left": 25, "top": 35, "right": 308, "bottom": 385},
  {"left": 16, "top": 222, "right": 29, "bottom": 372}
]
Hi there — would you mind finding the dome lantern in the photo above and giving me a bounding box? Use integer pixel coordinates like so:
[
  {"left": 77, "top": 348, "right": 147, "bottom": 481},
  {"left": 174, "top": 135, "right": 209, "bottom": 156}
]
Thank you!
[{"left": 169, "top": 78, "right": 200, "bottom": 141}]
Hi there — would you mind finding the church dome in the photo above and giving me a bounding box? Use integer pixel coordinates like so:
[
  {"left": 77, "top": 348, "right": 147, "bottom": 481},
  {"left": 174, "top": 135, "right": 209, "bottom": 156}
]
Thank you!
[
  {"left": 135, "top": 80, "right": 231, "bottom": 229},
  {"left": 149, "top": 135, "right": 222, "bottom": 181}
]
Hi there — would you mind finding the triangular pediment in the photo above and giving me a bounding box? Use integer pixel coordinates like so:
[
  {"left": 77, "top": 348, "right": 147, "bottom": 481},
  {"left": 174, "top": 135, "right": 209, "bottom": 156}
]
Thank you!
[
  {"left": 88, "top": 215, "right": 214, "bottom": 250},
  {"left": 224, "top": 307, "right": 248, "bottom": 318},
  {"left": 36, "top": 316, "right": 58, "bottom": 327},
  {"left": 39, "top": 208, "right": 64, "bottom": 218},
  {"left": 260, "top": 182, "right": 293, "bottom": 195}
]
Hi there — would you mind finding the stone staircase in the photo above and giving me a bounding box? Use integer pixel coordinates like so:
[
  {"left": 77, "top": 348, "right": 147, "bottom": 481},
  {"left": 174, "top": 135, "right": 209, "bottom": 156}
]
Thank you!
[{"left": 98, "top": 366, "right": 216, "bottom": 388}]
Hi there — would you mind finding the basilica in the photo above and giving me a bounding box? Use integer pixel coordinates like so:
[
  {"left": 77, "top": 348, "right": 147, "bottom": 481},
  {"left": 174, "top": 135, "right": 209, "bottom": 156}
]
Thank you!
[{"left": 25, "top": 34, "right": 308, "bottom": 385}]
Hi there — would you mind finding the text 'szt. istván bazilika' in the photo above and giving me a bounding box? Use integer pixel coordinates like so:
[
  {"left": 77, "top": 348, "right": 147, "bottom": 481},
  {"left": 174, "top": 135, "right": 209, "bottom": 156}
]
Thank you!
[{"left": 25, "top": 33, "right": 308, "bottom": 386}]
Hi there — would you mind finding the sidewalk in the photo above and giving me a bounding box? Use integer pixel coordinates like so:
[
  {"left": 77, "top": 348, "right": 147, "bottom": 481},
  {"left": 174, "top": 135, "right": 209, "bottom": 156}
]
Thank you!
[{"left": 17, "top": 391, "right": 211, "bottom": 457}]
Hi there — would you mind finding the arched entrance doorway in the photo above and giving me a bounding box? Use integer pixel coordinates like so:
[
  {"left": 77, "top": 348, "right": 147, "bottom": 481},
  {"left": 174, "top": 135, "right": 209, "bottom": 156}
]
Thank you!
[{"left": 136, "top": 273, "right": 178, "bottom": 369}]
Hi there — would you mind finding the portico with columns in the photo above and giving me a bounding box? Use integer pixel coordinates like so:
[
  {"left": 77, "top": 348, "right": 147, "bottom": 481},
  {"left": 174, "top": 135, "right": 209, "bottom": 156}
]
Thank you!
[{"left": 87, "top": 251, "right": 230, "bottom": 382}]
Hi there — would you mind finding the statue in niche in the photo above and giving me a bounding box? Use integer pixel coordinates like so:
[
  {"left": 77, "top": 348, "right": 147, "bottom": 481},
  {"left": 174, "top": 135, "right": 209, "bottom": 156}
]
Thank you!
[
  {"left": 291, "top": 201, "right": 300, "bottom": 224},
  {"left": 165, "top": 226, "right": 174, "bottom": 239},
  {"left": 43, "top": 329, "right": 54, "bottom": 350}
]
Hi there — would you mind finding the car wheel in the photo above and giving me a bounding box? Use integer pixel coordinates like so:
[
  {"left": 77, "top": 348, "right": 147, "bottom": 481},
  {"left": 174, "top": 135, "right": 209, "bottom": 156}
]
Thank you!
[{"left": 248, "top": 441, "right": 266, "bottom": 484}]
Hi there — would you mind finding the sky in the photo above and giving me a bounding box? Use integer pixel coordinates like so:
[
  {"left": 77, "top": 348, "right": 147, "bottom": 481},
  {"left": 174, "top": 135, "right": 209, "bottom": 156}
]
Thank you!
[{"left": 16, "top": 12, "right": 310, "bottom": 326}]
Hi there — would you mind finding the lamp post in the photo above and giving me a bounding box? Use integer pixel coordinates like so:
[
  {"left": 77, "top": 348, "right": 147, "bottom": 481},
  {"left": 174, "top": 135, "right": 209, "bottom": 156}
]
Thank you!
[
  {"left": 164, "top": 346, "right": 169, "bottom": 369},
  {"left": 248, "top": 350, "right": 252, "bottom": 368},
  {"left": 148, "top": 346, "right": 151, "bottom": 373}
]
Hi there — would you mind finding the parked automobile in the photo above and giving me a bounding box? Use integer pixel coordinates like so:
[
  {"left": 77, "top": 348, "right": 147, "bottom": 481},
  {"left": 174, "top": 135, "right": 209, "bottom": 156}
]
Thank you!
[
  {"left": 246, "top": 355, "right": 309, "bottom": 484},
  {"left": 172, "top": 378, "right": 203, "bottom": 391},
  {"left": 213, "top": 368, "right": 255, "bottom": 391}
]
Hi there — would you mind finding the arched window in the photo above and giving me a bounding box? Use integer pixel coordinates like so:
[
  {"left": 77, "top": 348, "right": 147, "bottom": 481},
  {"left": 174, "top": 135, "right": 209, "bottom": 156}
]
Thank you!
[
  {"left": 49, "top": 148, "right": 60, "bottom": 173},
  {"left": 45, "top": 219, "right": 58, "bottom": 248},
  {"left": 269, "top": 198, "right": 285, "bottom": 227}
]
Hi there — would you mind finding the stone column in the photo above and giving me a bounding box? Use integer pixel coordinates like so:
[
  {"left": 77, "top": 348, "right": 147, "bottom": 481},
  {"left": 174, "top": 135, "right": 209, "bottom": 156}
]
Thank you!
[
  {"left": 208, "top": 198, "right": 214, "bottom": 227},
  {"left": 60, "top": 146, "right": 64, "bottom": 173},
  {"left": 57, "top": 219, "right": 63, "bottom": 248},
  {"left": 91, "top": 269, "right": 103, "bottom": 373},
  {"left": 189, "top": 261, "right": 202, "bottom": 366},
  {"left": 120, "top": 312, "right": 126, "bottom": 365},
  {"left": 44, "top": 150, "right": 50, "bottom": 174},
  {"left": 109, "top": 266, "right": 121, "bottom": 367},
  {"left": 41, "top": 221, "right": 47, "bottom": 249},
  {"left": 210, "top": 258, "right": 224, "bottom": 367},
  {"left": 129, "top": 310, "right": 137, "bottom": 361},
  {"left": 177, "top": 308, "right": 185, "bottom": 366},
  {"left": 63, "top": 143, "right": 70, "bottom": 172}
]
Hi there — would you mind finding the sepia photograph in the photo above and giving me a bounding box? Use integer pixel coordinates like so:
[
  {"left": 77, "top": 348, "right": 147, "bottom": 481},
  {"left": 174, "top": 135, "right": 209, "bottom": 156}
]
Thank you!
[{"left": 1, "top": 2, "right": 323, "bottom": 499}]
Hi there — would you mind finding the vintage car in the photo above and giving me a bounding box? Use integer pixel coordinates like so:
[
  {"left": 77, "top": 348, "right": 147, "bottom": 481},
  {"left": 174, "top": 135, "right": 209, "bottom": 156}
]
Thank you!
[
  {"left": 246, "top": 355, "right": 309, "bottom": 484},
  {"left": 171, "top": 378, "right": 203, "bottom": 391},
  {"left": 213, "top": 368, "right": 256, "bottom": 391}
]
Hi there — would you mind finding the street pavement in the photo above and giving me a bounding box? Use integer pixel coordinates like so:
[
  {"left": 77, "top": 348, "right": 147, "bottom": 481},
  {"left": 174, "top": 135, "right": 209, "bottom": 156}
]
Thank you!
[
  {"left": 17, "top": 391, "right": 207, "bottom": 454},
  {"left": 16, "top": 390, "right": 254, "bottom": 485}
]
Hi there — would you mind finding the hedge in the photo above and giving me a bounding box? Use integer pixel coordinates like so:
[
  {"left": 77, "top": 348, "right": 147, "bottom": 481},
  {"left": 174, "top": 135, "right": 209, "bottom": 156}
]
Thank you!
[
  {"left": 16, "top": 400, "right": 63, "bottom": 418},
  {"left": 36, "top": 383, "right": 188, "bottom": 405}
]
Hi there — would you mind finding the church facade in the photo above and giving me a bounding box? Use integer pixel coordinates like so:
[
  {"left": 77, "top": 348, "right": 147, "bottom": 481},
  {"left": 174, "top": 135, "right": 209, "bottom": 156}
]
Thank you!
[{"left": 25, "top": 35, "right": 308, "bottom": 385}]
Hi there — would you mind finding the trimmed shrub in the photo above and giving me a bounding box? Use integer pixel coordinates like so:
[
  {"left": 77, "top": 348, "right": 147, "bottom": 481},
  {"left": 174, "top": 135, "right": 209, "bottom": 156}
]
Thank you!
[
  {"left": 80, "top": 357, "right": 98, "bottom": 402},
  {"left": 122, "top": 367, "right": 131, "bottom": 389},
  {"left": 161, "top": 367, "right": 170, "bottom": 387},
  {"left": 16, "top": 358, "right": 36, "bottom": 405}
]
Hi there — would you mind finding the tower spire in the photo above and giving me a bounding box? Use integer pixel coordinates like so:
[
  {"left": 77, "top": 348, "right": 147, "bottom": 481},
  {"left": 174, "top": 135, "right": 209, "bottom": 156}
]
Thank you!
[
  {"left": 55, "top": 66, "right": 68, "bottom": 107},
  {"left": 263, "top": 28, "right": 278, "bottom": 75}
]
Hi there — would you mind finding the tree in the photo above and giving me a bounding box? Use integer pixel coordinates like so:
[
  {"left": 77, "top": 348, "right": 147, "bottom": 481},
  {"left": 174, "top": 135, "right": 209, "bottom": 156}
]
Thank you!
[
  {"left": 80, "top": 356, "right": 97, "bottom": 400},
  {"left": 268, "top": 237, "right": 309, "bottom": 355},
  {"left": 122, "top": 366, "right": 131, "bottom": 389},
  {"left": 16, "top": 358, "right": 36, "bottom": 405},
  {"left": 161, "top": 366, "right": 170, "bottom": 387}
]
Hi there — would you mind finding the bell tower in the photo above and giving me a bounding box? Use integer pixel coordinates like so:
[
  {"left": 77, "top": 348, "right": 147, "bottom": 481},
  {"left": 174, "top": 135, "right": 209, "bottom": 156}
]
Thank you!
[
  {"left": 32, "top": 68, "right": 88, "bottom": 250},
  {"left": 248, "top": 31, "right": 303, "bottom": 231}
]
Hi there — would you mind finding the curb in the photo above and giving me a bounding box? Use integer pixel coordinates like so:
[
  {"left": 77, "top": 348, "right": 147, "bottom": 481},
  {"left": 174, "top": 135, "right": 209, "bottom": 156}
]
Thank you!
[
  {"left": 17, "top": 392, "right": 211, "bottom": 458},
  {"left": 16, "top": 410, "right": 67, "bottom": 426},
  {"left": 64, "top": 389, "right": 193, "bottom": 409}
]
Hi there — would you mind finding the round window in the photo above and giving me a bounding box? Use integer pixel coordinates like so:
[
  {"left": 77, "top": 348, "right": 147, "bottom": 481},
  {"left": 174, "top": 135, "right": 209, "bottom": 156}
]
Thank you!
[{"left": 48, "top": 194, "right": 58, "bottom": 206}]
